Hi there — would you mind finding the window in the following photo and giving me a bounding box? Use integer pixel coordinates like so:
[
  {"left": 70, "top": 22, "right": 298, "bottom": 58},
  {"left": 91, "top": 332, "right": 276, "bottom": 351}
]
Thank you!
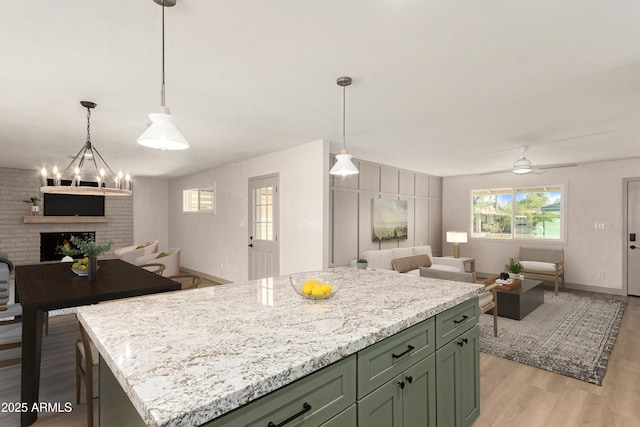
[
  {"left": 253, "top": 185, "right": 274, "bottom": 240},
  {"left": 183, "top": 185, "right": 215, "bottom": 213},
  {"left": 471, "top": 185, "right": 563, "bottom": 241}
]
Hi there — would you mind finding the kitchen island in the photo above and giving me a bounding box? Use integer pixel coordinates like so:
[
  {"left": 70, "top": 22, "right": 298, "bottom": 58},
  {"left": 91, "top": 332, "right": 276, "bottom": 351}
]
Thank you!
[{"left": 77, "top": 268, "right": 483, "bottom": 427}]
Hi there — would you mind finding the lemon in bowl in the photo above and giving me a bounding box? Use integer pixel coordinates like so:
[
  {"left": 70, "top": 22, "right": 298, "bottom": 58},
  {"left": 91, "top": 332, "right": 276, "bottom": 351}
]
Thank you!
[{"left": 290, "top": 271, "right": 343, "bottom": 300}]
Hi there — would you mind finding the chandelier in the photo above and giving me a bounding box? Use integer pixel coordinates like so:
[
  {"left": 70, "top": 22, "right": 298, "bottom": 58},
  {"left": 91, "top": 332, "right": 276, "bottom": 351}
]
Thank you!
[{"left": 40, "top": 101, "right": 132, "bottom": 196}]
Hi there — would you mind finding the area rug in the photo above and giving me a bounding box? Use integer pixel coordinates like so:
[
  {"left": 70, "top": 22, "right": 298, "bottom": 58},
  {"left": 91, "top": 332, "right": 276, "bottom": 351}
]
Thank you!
[{"left": 479, "top": 290, "right": 626, "bottom": 385}]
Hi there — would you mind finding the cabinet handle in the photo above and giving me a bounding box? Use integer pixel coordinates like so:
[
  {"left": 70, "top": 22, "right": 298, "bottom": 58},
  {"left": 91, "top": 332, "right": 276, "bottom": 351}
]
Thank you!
[
  {"left": 406, "top": 376, "right": 413, "bottom": 384},
  {"left": 453, "top": 315, "right": 469, "bottom": 324},
  {"left": 398, "top": 381, "right": 405, "bottom": 390},
  {"left": 392, "top": 344, "right": 415, "bottom": 359},
  {"left": 457, "top": 338, "right": 469, "bottom": 347},
  {"left": 267, "top": 402, "right": 312, "bottom": 427}
]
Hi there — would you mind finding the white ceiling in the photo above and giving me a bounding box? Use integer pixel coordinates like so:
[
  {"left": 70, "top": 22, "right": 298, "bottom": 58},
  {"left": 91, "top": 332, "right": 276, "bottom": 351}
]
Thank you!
[{"left": 1, "top": 0, "right": 639, "bottom": 179}]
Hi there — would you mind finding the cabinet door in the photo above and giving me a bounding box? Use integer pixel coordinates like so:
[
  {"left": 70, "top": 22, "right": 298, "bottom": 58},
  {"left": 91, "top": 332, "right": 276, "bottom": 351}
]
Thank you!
[
  {"left": 403, "top": 353, "right": 436, "bottom": 427},
  {"left": 435, "top": 336, "right": 460, "bottom": 427},
  {"left": 435, "top": 325, "right": 480, "bottom": 427},
  {"left": 459, "top": 325, "right": 480, "bottom": 427},
  {"left": 321, "top": 404, "right": 356, "bottom": 426},
  {"left": 358, "top": 375, "right": 403, "bottom": 427}
]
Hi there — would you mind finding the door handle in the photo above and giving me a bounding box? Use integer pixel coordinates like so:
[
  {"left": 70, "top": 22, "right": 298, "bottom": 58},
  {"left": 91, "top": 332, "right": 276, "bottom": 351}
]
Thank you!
[
  {"left": 248, "top": 243, "right": 253, "bottom": 247},
  {"left": 631, "top": 245, "right": 636, "bottom": 250}
]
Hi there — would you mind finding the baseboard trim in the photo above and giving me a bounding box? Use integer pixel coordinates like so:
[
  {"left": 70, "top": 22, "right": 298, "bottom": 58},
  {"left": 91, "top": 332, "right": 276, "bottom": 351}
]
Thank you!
[{"left": 179, "top": 267, "right": 232, "bottom": 285}]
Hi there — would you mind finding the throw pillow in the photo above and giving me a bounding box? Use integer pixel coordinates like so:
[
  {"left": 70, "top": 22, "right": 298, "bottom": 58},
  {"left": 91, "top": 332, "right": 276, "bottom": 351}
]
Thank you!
[
  {"left": 135, "top": 244, "right": 145, "bottom": 249},
  {"left": 391, "top": 254, "right": 432, "bottom": 273},
  {"left": 155, "top": 251, "right": 168, "bottom": 259}
]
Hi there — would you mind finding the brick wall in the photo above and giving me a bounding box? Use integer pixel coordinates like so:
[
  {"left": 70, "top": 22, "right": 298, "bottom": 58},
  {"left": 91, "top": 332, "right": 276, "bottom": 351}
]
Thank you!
[{"left": 0, "top": 167, "right": 133, "bottom": 265}]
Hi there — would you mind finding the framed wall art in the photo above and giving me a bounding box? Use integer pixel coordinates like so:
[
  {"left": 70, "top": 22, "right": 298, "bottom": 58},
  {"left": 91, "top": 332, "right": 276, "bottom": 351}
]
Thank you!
[{"left": 372, "top": 198, "right": 408, "bottom": 241}]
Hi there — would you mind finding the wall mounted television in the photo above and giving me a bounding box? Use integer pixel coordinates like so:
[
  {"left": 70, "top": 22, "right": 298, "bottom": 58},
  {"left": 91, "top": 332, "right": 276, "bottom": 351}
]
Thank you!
[{"left": 43, "top": 179, "right": 105, "bottom": 216}]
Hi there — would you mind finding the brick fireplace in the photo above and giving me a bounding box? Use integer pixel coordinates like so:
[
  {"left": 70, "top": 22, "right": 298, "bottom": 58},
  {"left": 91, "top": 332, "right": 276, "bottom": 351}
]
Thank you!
[
  {"left": 40, "top": 232, "right": 95, "bottom": 262},
  {"left": 0, "top": 167, "right": 133, "bottom": 265}
]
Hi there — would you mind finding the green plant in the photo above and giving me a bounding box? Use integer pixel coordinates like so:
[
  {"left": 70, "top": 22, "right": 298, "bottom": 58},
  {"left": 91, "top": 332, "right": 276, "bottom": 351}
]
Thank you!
[
  {"left": 357, "top": 258, "right": 368, "bottom": 264},
  {"left": 504, "top": 259, "right": 523, "bottom": 274},
  {"left": 70, "top": 236, "right": 113, "bottom": 258},
  {"left": 23, "top": 196, "right": 41, "bottom": 206}
]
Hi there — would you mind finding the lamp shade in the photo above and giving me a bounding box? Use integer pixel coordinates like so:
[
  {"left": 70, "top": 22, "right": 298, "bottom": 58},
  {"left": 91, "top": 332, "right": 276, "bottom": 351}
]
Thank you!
[
  {"left": 330, "top": 153, "right": 359, "bottom": 176},
  {"left": 137, "top": 113, "right": 189, "bottom": 150},
  {"left": 446, "top": 231, "right": 468, "bottom": 243}
]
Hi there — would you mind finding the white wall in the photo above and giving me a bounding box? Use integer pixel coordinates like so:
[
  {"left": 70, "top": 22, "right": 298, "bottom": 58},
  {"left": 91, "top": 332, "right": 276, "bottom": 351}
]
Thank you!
[
  {"left": 132, "top": 177, "right": 169, "bottom": 251},
  {"left": 168, "top": 140, "right": 329, "bottom": 283},
  {"left": 443, "top": 158, "right": 640, "bottom": 295}
]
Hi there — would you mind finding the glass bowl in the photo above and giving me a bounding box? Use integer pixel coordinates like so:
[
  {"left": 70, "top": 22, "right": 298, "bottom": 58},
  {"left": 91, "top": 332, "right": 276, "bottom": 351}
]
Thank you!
[{"left": 290, "top": 271, "right": 343, "bottom": 300}]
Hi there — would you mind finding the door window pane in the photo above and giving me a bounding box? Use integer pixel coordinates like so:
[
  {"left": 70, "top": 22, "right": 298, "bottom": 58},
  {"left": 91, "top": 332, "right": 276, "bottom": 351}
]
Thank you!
[{"left": 254, "top": 186, "right": 274, "bottom": 241}]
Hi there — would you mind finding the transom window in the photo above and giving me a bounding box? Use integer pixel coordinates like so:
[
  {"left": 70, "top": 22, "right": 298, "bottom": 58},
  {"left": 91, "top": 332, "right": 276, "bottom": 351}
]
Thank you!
[
  {"left": 471, "top": 185, "right": 564, "bottom": 241},
  {"left": 183, "top": 185, "right": 215, "bottom": 213}
]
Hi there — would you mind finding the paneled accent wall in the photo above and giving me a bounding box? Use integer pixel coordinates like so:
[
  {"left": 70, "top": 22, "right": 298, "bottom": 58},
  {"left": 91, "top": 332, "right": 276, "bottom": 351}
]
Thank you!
[
  {"left": 0, "top": 167, "right": 133, "bottom": 265},
  {"left": 330, "top": 157, "right": 443, "bottom": 266}
]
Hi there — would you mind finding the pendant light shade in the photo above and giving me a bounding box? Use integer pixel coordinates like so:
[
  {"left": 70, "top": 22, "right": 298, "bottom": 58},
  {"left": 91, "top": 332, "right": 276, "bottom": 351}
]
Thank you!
[
  {"left": 138, "top": 0, "right": 189, "bottom": 150},
  {"left": 137, "top": 112, "right": 189, "bottom": 150},
  {"left": 330, "top": 76, "right": 359, "bottom": 176},
  {"left": 331, "top": 152, "right": 359, "bottom": 176}
]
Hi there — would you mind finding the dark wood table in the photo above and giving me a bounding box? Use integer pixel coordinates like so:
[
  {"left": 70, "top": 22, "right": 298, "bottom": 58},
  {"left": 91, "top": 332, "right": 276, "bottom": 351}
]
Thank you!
[
  {"left": 489, "top": 279, "right": 545, "bottom": 320},
  {"left": 15, "top": 259, "right": 181, "bottom": 427}
]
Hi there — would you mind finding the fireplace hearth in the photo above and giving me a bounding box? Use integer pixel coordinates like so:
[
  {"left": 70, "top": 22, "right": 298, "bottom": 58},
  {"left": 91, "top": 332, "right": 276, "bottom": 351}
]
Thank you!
[{"left": 40, "top": 232, "right": 95, "bottom": 262}]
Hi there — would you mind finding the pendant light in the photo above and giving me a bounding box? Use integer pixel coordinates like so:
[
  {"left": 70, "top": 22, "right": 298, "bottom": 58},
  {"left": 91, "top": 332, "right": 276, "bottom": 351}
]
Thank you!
[
  {"left": 330, "top": 76, "right": 359, "bottom": 176},
  {"left": 40, "top": 101, "right": 132, "bottom": 196},
  {"left": 137, "top": 0, "right": 189, "bottom": 150}
]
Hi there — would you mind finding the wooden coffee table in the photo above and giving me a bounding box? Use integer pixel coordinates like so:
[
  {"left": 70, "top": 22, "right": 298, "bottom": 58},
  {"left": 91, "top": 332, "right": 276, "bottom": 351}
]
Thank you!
[{"left": 488, "top": 278, "right": 544, "bottom": 320}]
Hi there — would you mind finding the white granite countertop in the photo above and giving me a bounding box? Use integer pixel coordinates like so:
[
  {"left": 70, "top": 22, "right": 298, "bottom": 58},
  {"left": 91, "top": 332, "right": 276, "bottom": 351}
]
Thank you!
[{"left": 77, "top": 267, "right": 483, "bottom": 427}]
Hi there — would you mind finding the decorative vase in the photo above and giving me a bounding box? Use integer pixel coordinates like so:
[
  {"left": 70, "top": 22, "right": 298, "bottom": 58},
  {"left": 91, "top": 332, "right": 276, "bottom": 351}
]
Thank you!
[
  {"left": 88, "top": 257, "right": 98, "bottom": 282},
  {"left": 31, "top": 205, "right": 39, "bottom": 216},
  {"left": 356, "top": 262, "right": 368, "bottom": 270}
]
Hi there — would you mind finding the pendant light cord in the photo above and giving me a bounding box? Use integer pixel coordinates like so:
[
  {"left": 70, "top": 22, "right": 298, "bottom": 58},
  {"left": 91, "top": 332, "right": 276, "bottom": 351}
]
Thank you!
[
  {"left": 161, "top": 1, "right": 166, "bottom": 108},
  {"left": 342, "top": 84, "right": 346, "bottom": 151}
]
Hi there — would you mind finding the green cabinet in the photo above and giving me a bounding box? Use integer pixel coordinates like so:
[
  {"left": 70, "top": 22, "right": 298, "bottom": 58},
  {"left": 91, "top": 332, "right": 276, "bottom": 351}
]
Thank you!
[
  {"left": 321, "top": 405, "right": 356, "bottom": 427},
  {"left": 205, "top": 355, "right": 356, "bottom": 427},
  {"left": 357, "top": 353, "right": 436, "bottom": 427},
  {"left": 99, "top": 297, "right": 480, "bottom": 427},
  {"left": 435, "top": 324, "right": 480, "bottom": 427}
]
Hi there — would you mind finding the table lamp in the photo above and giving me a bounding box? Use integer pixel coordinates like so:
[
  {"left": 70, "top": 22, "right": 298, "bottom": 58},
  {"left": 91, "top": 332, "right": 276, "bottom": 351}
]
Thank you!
[{"left": 446, "top": 231, "right": 468, "bottom": 258}]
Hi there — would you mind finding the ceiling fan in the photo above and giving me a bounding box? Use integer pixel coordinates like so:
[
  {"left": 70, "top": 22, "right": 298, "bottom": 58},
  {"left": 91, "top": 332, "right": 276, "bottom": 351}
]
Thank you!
[{"left": 479, "top": 146, "right": 578, "bottom": 176}]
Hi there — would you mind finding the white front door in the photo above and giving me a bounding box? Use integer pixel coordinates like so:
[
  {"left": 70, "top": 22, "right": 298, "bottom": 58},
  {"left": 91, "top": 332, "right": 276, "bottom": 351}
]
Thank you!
[
  {"left": 248, "top": 174, "right": 280, "bottom": 280},
  {"left": 627, "top": 179, "right": 640, "bottom": 296}
]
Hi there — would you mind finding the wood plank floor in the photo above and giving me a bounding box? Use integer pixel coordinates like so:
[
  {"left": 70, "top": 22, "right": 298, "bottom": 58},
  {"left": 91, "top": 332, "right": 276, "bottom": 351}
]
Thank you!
[{"left": 1, "top": 293, "right": 638, "bottom": 427}]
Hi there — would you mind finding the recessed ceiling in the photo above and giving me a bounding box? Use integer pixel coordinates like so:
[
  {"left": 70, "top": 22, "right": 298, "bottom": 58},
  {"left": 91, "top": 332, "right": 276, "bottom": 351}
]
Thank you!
[{"left": 1, "top": 0, "right": 638, "bottom": 178}]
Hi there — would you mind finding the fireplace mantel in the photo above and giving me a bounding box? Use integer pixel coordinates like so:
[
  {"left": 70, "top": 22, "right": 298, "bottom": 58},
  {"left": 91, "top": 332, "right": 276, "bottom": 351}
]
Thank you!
[{"left": 23, "top": 216, "right": 109, "bottom": 224}]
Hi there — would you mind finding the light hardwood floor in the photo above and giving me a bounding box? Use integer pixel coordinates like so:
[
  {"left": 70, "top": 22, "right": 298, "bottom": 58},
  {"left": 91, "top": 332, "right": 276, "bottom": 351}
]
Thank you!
[{"left": 1, "top": 294, "right": 638, "bottom": 427}]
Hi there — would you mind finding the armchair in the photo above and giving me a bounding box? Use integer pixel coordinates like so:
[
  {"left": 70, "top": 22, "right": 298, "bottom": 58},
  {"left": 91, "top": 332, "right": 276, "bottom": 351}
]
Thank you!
[
  {"left": 515, "top": 246, "right": 565, "bottom": 295},
  {"left": 419, "top": 267, "right": 499, "bottom": 337},
  {"left": 114, "top": 241, "right": 159, "bottom": 265},
  {"left": 136, "top": 248, "right": 181, "bottom": 276}
]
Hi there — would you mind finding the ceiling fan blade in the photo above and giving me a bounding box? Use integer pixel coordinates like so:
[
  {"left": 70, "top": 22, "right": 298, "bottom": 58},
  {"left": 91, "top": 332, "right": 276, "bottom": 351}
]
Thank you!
[
  {"left": 477, "top": 169, "right": 513, "bottom": 176},
  {"left": 534, "top": 162, "right": 578, "bottom": 170}
]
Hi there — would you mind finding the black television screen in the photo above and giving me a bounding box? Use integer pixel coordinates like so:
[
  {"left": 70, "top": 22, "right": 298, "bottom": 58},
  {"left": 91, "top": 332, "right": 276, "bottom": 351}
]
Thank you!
[{"left": 44, "top": 193, "right": 105, "bottom": 216}]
